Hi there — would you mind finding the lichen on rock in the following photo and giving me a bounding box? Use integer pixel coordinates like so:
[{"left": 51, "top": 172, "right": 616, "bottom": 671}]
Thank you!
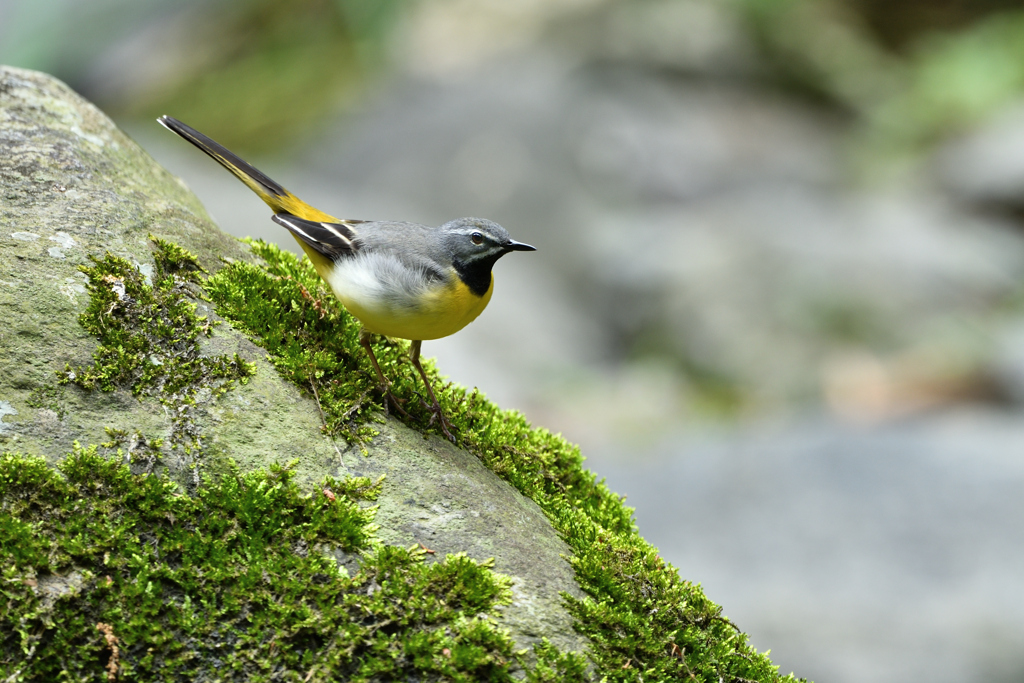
[{"left": 59, "top": 237, "right": 255, "bottom": 485}]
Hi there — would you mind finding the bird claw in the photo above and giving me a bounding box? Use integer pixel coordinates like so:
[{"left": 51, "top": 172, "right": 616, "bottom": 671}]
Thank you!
[
  {"left": 418, "top": 393, "right": 455, "bottom": 442},
  {"left": 432, "top": 410, "right": 456, "bottom": 442},
  {"left": 380, "top": 385, "right": 410, "bottom": 418},
  {"left": 389, "top": 395, "right": 411, "bottom": 419}
]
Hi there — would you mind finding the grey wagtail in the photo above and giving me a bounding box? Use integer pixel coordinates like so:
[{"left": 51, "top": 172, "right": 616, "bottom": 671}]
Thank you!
[{"left": 157, "top": 115, "right": 535, "bottom": 440}]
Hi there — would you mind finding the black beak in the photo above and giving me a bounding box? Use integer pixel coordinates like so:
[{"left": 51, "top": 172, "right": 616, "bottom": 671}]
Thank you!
[{"left": 505, "top": 239, "right": 536, "bottom": 252}]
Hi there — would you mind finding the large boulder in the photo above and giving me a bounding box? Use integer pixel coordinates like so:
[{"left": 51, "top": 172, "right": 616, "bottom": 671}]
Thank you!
[
  {"left": 0, "top": 65, "right": 802, "bottom": 682},
  {"left": 0, "top": 64, "right": 586, "bottom": 667}
]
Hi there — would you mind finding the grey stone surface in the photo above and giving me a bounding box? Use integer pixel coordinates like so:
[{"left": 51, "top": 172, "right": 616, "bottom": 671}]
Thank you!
[
  {"left": 346, "top": 421, "right": 586, "bottom": 653},
  {"left": 587, "top": 410, "right": 1024, "bottom": 683},
  {"left": 0, "top": 64, "right": 587, "bottom": 656},
  {"left": 0, "top": 63, "right": 336, "bottom": 486},
  {"left": 934, "top": 99, "right": 1024, "bottom": 208}
]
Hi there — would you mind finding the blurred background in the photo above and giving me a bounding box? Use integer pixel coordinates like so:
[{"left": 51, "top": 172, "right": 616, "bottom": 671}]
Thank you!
[{"left": 5, "top": 0, "right": 1024, "bottom": 680}]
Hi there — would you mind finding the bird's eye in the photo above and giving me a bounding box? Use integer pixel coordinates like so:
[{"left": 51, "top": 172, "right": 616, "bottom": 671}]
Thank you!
[{"left": 470, "top": 231, "right": 484, "bottom": 245}]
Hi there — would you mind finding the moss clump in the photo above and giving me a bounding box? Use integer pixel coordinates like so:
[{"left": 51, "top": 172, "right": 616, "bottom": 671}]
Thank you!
[
  {"left": 25, "top": 384, "right": 67, "bottom": 422},
  {"left": 61, "top": 237, "right": 256, "bottom": 483},
  {"left": 205, "top": 241, "right": 806, "bottom": 682},
  {"left": 1, "top": 447, "right": 581, "bottom": 681},
  {"left": 203, "top": 241, "right": 421, "bottom": 443},
  {"left": 100, "top": 427, "right": 164, "bottom": 474}
]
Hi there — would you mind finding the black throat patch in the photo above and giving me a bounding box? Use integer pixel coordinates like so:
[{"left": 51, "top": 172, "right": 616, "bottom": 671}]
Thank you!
[{"left": 453, "top": 253, "right": 501, "bottom": 297}]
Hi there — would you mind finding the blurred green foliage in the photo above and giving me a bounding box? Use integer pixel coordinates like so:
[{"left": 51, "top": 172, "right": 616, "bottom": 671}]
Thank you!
[
  {"left": 0, "top": 0, "right": 401, "bottom": 153},
  {"left": 7, "top": 0, "right": 1024, "bottom": 160},
  {"left": 843, "top": 0, "right": 1024, "bottom": 50},
  {"left": 117, "top": 0, "right": 403, "bottom": 152},
  {"left": 871, "top": 11, "right": 1024, "bottom": 151},
  {"left": 735, "top": 0, "right": 1024, "bottom": 162}
]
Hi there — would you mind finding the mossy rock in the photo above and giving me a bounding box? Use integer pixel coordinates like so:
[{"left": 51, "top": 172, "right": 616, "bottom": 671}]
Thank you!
[{"left": 0, "top": 65, "right": 805, "bottom": 682}]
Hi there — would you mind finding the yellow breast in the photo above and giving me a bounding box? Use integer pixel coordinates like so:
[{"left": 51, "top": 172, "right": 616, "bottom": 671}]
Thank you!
[{"left": 341, "top": 273, "right": 494, "bottom": 341}]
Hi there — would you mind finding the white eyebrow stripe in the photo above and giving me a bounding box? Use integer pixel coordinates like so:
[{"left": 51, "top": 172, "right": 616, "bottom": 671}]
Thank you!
[{"left": 463, "top": 245, "right": 505, "bottom": 262}]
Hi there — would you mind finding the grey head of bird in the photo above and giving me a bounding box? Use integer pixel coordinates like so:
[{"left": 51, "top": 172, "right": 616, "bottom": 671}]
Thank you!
[{"left": 439, "top": 217, "right": 535, "bottom": 296}]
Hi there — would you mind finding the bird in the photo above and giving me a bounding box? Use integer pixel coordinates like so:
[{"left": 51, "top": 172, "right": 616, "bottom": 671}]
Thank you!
[{"left": 157, "top": 115, "right": 535, "bottom": 440}]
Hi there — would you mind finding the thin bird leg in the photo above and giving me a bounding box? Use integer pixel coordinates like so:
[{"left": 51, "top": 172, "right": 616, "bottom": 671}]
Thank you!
[
  {"left": 359, "top": 329, "right": 409, "bottom": 417},
  {"left": 410, "top": 340, "right": 454, "bottom": 442}
]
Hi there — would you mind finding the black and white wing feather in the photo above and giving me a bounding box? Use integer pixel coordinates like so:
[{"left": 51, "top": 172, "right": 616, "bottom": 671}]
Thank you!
[{"left": 271, "top": 213, "right": 363, "bottom": 260}]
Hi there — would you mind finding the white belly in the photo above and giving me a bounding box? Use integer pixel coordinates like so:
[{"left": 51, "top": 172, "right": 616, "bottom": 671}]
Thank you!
[{"left": 326, "top": 252, "right": 492, "bottom": 340}]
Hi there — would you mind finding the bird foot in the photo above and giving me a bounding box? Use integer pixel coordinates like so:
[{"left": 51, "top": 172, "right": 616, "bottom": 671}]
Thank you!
[
  {"left": 418, "top": 394, "right": 455, "bottom": 442},
  {"left": 380, "top": 385, "right": 410, "bottom": 419}
]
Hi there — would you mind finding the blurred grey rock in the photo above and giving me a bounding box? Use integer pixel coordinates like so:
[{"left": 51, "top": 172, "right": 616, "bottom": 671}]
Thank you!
[
  {"left": 934, "top": 99, "right": 1024, "bottom": 208},
  {"left": 989, "top": 318, "right": 1024, "bottom": 403},
  {"left": 587, "top": 410, "right": 1024, "bottom": 683},
  {"left": 547, "top": 0, "right": 759, "bottom": 78}
]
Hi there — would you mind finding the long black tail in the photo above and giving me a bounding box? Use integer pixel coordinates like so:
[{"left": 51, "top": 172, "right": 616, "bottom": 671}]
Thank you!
[{"left": 157, "top": 115, "right": 289, "bottom": 204}]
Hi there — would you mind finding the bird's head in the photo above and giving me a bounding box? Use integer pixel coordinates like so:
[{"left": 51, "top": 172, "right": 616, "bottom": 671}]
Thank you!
[{"left": 441, "top": 217, "right": 535, "bottom": 269}]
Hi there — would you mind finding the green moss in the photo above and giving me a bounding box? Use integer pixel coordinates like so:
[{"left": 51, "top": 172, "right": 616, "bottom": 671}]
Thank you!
[
  {"left": 203, "top": 241, "right": 386, "bottom": 443},
  {"left": 19, "top": 235, "right": 802, "bottom": 681},
  {"left": 101, "top": 427, "right": 164, "bottom": 474},
  {"left": 60, "top": 237, "right": 256, "bottom": 483},
  {"left": 526, "top": 640, "right": 592, "bottom": 682},
  {"left": 25, "top": 384, "right": 66, "bottom": 422},
  {"left": 203, "top": 240, "right": 806, "bottom": 682},
  {"left": 0, "top": 447, "right": 546, "bottom": 682}
]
